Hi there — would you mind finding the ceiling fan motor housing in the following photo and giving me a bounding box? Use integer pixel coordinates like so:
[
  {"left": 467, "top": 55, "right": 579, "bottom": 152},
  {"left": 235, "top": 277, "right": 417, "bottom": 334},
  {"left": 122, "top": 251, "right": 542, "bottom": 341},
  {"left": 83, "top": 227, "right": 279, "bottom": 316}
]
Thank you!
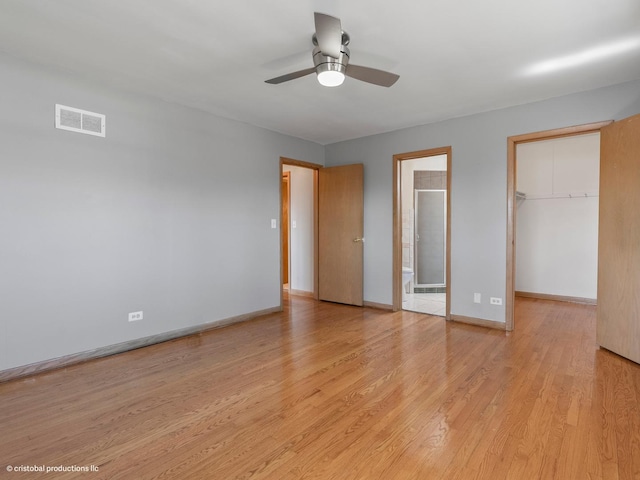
[
  {"left": 313, "top": 45, "right": 350, "bottom": 77},
  {"left": 264, "top": 19, "right": 398, "bottom": 87}
]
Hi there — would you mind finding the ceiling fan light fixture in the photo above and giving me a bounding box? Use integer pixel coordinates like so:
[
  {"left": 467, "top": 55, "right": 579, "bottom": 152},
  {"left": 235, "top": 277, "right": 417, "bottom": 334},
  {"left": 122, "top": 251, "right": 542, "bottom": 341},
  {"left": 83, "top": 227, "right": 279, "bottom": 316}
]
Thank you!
[
  {"left": 317, "top": 69, "right": 345, "bottom": 87},
  {"left": 316, "top": 62, "right": 346, "bottom": 87}
]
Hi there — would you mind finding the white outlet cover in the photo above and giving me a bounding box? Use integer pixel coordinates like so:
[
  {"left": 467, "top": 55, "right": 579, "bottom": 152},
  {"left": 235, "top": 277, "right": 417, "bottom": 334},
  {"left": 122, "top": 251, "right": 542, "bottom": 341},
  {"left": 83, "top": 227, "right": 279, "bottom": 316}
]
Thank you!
[
  {"left": 474, "top": 293, "right": 481, "bottom": 303},
  {"left": 128, "top": 311, "right": 144, "bottom": 322}
]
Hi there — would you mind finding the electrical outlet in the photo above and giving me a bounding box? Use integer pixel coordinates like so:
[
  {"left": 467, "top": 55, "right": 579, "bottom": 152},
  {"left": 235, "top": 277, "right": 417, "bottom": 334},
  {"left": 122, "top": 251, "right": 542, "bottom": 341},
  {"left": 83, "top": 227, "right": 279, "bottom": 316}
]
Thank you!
[
  {"left": 128, "top": 311, "right": 143, "bottom": 322},
  {"left": 490, "top": 297, "right": 503, "bottom": 306},
  {"left": 474, "top": 293, "right": 481, "bottom": 304}
]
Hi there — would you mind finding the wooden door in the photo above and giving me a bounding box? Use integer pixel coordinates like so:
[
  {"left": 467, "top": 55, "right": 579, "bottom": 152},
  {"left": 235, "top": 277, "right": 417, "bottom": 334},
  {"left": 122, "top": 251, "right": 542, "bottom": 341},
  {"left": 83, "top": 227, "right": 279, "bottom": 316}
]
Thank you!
[
  {"left": 318, "top": 164, "right": 364, "bottom": 306},
  {"left": 597, "top": 113, "right": 640, "bottom": 364}
]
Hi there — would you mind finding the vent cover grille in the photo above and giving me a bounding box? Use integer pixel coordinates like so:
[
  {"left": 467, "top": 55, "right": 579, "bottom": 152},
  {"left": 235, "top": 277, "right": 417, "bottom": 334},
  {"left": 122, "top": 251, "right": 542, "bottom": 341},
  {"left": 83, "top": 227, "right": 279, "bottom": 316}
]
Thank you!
[{"left": 55, "top": 104, "right": 105, "bottom": 137}]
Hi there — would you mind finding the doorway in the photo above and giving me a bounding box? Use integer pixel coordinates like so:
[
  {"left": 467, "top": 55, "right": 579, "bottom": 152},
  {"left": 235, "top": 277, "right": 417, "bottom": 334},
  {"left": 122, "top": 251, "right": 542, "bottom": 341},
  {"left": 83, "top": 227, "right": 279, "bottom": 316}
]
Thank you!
[
  {"left": 282, "top": 171, "right": 290, "bottom": 288},
  {"left": 279, "top": 157, "right": 365, "bottom": 309},
  {"left": 505, "top": 121, "right": 611, "bottom": 330},
  {"left": 393, "top": 147, "right": 451, "bottom": 318},
  {"left": 515, "top": 133, "right": 600, "bottom": 303},
  {"left": 280, "top": 158, "right": 321, "bottom": 306}
]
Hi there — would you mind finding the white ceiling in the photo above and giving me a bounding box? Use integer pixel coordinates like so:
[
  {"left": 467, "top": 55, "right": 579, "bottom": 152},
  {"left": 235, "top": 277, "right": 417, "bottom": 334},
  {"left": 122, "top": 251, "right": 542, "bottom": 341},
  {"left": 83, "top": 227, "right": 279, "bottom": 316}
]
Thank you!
[{"left": 1, "top": 0, "right": 639, "bottom": 145}]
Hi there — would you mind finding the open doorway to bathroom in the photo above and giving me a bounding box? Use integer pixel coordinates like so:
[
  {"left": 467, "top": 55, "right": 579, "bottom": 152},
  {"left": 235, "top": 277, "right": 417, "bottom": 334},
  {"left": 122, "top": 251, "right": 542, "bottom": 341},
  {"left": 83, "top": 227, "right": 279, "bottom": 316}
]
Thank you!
[{"left": 393, "top": 147, "right": 451, "bottom": 318}]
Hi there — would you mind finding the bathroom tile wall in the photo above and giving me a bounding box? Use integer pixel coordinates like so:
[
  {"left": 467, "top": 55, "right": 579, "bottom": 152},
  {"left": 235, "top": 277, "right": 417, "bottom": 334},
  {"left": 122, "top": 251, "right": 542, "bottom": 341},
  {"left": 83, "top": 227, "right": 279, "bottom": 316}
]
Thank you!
[
  {"left": 406, "top": 171, "right": 447, "bottom": 267},
  {"left": 415, "top": 170, "right": 446, "bottom": 190}
]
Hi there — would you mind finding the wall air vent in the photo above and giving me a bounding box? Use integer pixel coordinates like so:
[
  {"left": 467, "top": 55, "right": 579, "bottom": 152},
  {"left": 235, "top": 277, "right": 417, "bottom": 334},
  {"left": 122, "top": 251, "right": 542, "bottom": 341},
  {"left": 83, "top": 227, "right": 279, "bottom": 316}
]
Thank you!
[{"left": 55, "top": 104, "right": 105, "bottom": 137}]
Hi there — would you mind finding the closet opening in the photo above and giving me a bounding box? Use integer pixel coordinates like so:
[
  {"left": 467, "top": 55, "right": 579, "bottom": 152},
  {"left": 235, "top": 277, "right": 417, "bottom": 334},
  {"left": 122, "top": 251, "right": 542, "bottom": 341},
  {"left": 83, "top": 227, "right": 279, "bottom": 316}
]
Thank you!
[{"left": 505, "top": 121, "right": 611, "bottom": 330}]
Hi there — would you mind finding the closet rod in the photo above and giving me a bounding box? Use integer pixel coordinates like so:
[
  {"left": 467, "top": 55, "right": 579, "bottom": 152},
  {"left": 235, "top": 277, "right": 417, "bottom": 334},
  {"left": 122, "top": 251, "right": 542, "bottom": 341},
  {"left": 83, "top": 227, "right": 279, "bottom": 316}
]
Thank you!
[{"left": 523, "top": 192, "right": 599, "bottom": 200}]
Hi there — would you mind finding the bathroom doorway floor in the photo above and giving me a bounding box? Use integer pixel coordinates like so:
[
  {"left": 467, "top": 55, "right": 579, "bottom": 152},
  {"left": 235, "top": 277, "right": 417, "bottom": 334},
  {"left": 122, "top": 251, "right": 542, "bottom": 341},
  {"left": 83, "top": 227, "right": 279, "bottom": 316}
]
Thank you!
[{"left": 402, "top": 292, "right": 446, "bottom": 316}]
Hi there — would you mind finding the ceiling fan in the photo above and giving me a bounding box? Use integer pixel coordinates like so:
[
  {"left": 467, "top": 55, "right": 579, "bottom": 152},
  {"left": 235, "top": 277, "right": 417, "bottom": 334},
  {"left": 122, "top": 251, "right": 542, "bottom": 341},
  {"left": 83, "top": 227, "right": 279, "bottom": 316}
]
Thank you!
[{"left": 265, "top": 12, "right": 400, "bottom": 88}]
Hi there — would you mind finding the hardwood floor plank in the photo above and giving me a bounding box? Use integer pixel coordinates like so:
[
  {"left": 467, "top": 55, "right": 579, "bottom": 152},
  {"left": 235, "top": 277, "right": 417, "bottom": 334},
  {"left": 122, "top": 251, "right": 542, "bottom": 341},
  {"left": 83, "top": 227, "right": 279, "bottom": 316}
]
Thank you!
[{"left": 1, "top": 296, "right": 640, "bottom": 479}]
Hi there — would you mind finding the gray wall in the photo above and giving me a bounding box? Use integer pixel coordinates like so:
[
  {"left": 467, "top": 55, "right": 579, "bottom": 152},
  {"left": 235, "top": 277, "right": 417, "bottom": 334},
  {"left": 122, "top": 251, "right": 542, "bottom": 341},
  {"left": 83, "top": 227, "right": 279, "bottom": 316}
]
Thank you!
[
  {"left": 0, "top": 54, "right": 324, "bottom": 371},
  {"left": 325, "top": 79, "right": 640, "bottom": 322},
  {"left": 3, "top": 49, "right": 640, "bottom": 372}
]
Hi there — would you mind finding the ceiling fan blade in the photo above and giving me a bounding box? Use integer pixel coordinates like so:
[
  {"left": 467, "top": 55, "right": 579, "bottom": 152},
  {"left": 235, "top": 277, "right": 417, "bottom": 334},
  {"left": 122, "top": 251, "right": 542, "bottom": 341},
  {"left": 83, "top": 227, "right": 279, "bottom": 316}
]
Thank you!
[
  {"left": 265, "top": 67, "right": 316, "bottom": 84},
  {"left": 345, "top": 64, "right": 400, "bottom": 87},
  {"left": 314, "top": 12, "right": 342, "bottom": 59}
]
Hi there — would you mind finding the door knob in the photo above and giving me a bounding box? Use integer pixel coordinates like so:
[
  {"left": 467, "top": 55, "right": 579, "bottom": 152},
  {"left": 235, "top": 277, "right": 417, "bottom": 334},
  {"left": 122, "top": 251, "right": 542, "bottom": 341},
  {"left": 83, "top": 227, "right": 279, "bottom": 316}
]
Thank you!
[{"left": 353, "top": 237, "right": 365, "bottom": 243}]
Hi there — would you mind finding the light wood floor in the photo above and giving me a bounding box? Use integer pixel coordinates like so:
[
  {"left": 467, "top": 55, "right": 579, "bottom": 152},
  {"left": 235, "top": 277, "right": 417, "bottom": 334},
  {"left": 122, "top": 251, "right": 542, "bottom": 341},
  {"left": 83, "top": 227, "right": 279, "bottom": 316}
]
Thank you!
[{"left": 1, "top": 295, "right": 639, "bottom": 479}]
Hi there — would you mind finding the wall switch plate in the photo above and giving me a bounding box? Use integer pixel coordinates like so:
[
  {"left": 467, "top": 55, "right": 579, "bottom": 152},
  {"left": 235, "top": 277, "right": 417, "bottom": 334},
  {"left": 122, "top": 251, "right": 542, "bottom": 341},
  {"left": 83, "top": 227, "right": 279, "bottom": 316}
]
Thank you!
[
  {"left": 271, "top": 219, "right": 277, "bottom": 229},
  {"left": 128, "top": 311, "right": 143, "bottom": 322},
  {"left": 292, "top": 220, "right": 297, "bottom": 229},
  {"left": 490, "top": 297, "right": 503, "bottom": 305},
  {"left": 474, "top": 293, "right": 481, "bottom": 304}
]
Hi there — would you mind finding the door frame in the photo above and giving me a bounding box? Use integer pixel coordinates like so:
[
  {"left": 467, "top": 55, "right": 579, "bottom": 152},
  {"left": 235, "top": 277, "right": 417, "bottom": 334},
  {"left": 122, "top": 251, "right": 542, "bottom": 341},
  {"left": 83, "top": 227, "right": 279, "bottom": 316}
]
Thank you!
[
  {"left": 279, "top": 157, "right": 322, "bottom": 310},
  {"left": 393, "top": 146, "right": 452, "bottom": 317},
  {"left": 505, "top": 121, "right": 611, "bottom": 331}
]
